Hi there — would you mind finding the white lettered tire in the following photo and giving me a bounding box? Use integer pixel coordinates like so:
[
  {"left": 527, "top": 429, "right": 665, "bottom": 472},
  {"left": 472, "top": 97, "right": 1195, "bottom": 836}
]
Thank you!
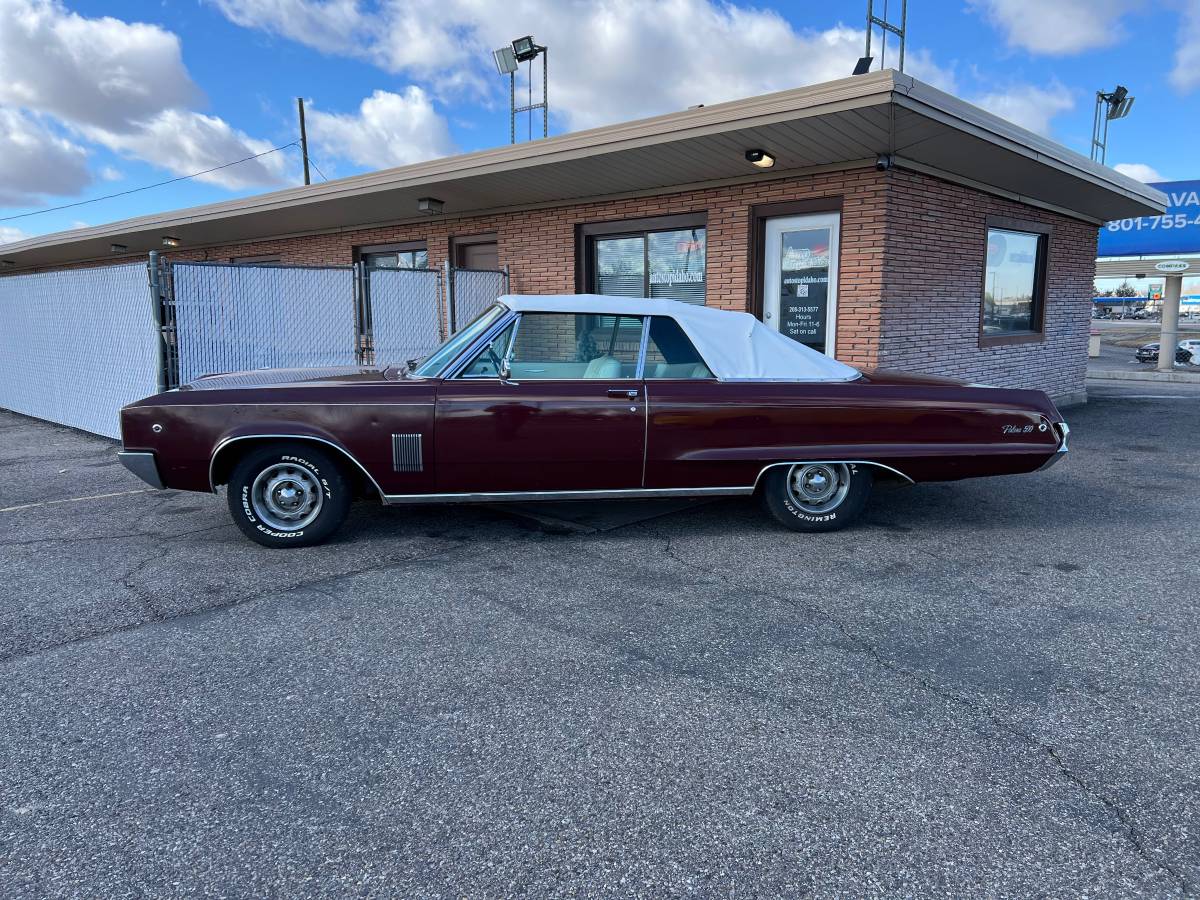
[
  {"left": 760, "top": 462, "right": 873, "bottom": 533},
  {"left": 226, "top": 442, "right": 351, "bottom": 548}
]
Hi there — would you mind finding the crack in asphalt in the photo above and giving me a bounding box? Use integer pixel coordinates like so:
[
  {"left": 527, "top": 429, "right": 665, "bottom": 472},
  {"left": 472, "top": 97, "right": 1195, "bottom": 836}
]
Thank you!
[
  {"left": 651, "top": 530, "right": 1192, "bottom": 895},
  {"left": 0, "top": 528, "right": 176, "bottom": 548},
  {"left": 0, "top": 539, "right": 478, "bottom": 668}
]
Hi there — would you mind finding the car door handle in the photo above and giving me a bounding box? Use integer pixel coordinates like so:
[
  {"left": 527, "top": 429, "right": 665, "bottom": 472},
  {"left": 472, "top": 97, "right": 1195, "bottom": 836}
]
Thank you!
[{"left": 607, "top": 388, "right": 639, "bottom": 399}]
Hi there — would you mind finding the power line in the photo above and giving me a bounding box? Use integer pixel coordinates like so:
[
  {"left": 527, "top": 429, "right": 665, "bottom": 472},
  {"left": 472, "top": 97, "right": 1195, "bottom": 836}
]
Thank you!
[
  {"left": 303, "top": 152, "right": 330, "bottom": 183},
  {"left": 0, "top": 141, "right": 300, "bottom": 224}
]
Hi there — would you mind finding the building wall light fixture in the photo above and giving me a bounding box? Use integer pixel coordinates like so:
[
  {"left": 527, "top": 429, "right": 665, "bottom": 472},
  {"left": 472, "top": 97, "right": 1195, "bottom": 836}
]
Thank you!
[{"left": 745, "top": 149, "right": 775, "bottom": 169}]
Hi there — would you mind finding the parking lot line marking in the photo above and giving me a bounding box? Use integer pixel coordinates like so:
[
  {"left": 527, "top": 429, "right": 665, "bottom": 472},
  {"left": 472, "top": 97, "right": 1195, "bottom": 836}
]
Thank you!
[{"left": 0, "top": 489, "right": 152, "bottom": 514}]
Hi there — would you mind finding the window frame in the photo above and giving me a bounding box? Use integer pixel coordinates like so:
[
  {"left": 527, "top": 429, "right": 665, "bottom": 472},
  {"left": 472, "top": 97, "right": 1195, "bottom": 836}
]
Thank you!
[
  {"left": 355, "top": 240, "right": 429, "bottom": 270},
  {"left": 455, "top": 316, "right": 521, "bottom": 379},
  {"left": 450, "top": 311, "right": 651, "bottom": 381},
  {"left": 978, "top": 216, "right": 1051, "bottom": 347},
  {"left": 576, "top": 212, "right": 708, "bottom": 299},
  {"left": 451, "top": 232, "right": 500, "bottom": 270}
]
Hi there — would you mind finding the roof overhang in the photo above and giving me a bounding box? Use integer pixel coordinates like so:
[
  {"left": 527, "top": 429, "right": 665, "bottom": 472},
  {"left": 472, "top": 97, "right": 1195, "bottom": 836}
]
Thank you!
[
  {"left": 0, "top": 70, "right": 1168, "bottom": 272},
  {"left": 1095, "top": 255, "right": 1200, "bottom": 279}
]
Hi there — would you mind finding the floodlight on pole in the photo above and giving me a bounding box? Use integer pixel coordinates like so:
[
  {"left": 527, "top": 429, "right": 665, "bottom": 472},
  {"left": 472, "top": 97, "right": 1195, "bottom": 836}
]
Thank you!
[
  {"left": 493, "top": 46, "right": 518, "bottom": 75},
  {"left": 494, "top": 35, "right": 548, "bottom": 144},
  {"left": 511, "top": 36, "right": 539, "bottom": 62},
  {"left": 1090, "top": 84, "right": 1136, "bottom": 163}
]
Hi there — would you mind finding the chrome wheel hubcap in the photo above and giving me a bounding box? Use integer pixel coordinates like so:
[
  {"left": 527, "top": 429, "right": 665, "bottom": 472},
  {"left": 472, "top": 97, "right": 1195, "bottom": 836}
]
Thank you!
[
  {"left": 786, "top": 463, "right": 851, "bottom": 514},
  {"left": 251, "top": 463, "right": 323, "bottom": 531}
]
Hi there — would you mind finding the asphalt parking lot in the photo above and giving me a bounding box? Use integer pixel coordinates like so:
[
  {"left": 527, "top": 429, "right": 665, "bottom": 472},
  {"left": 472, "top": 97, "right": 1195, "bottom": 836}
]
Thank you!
[{"left": 1, "top": 394, "right": 1197, "bottom": 897}]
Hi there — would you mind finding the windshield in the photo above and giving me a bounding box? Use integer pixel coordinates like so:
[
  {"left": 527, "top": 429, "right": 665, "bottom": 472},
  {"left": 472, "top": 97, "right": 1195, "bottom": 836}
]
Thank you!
[{"left": 413, "top": 304, "right": 508, "bottom": 377}]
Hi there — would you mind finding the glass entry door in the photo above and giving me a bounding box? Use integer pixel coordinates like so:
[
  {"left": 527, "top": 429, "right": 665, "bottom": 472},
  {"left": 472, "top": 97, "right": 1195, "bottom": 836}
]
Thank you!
[{"left": 762, "top": 212, "right": 841, "bottom": 356}]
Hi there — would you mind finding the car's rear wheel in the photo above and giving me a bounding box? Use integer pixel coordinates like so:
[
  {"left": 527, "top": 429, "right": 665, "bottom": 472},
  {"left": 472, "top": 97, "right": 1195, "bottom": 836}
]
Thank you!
[
  {"left": 760, "top": 462, "right": 872, "bottom": 533},
  {"left": 226, "top": 443, "right": 351, "bottom": 548}
]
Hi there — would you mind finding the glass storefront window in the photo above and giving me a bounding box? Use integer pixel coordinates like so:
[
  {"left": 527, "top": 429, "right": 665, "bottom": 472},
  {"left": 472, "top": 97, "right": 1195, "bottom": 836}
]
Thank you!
[
  {"left": 648, "top": 229, "right": 706, "bottom": 304},
  {"left": 592, "top": 227, "right": 706, "bottom": 303},
  {"left": 595, "top": 237, "right": 645, "bottom": 297},
  {"left": 983, "top": 227, "right": 1045, "bottom": 336}
]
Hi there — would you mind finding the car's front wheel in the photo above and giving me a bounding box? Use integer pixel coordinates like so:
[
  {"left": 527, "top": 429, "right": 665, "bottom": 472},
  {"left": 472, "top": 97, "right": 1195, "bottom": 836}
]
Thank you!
[
  {"left": 760, "top": 462, "right": 873, "bottom": 533},
  {"left": 226, "top": 442, "right": 351, "bottom": 548}
]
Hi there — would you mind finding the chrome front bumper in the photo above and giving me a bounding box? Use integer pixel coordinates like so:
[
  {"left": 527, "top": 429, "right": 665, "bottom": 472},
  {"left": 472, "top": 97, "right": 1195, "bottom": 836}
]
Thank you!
[
  {"left": 1037, "top": 421, "right": 1070, "bottom": 471},
  {"left": 117, "top": 451, "right": 165, "bottom": 489}
]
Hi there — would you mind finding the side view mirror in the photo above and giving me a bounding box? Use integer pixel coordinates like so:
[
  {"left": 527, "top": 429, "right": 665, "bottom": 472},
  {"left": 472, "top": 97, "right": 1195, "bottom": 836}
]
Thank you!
[{"left": 486, "top": 344, "right": 517, "bottom": 384}]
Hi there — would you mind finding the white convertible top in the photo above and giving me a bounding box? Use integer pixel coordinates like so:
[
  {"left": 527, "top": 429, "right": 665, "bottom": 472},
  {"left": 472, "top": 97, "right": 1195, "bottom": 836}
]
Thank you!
[{"left": 499, "top": 294, "right": 861, "bottom": 382}]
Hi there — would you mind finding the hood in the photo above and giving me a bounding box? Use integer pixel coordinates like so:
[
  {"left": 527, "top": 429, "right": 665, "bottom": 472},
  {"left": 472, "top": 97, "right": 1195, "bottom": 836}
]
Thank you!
[
  {"left": 856, "top": 368, "right": 966, "bottom": 387},
  {"left": 178, "top": 365, "right": 396, "bottom": 391}
]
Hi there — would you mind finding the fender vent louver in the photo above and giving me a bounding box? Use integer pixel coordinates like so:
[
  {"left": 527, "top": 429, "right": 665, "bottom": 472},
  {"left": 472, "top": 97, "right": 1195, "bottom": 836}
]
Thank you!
[{"left": 392, "top": 434, "right": 423, "bottom": 472}]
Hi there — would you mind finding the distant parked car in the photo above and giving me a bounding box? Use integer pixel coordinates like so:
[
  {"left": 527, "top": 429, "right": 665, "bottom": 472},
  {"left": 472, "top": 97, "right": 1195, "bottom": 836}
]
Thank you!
[
  {"left": 1135, "top": 342, "right": 1193, "bottom": 364},
  {"left": 1179, "top": 339, "right": 1200, "bottom": 363}
]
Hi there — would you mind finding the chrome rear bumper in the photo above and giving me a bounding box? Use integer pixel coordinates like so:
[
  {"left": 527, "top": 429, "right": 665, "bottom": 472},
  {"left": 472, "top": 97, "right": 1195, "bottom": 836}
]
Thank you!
[
  {"left": 117, "top": 451, "right": 165, "bottom": 489},
  {"left": 1037, "top": 421, "right": 1070, "bottom": 471}
]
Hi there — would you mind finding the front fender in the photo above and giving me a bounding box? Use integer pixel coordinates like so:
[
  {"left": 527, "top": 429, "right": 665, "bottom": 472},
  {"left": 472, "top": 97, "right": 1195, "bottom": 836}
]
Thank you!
[{"left": 207, "top": 426, "right": 385, "bottom": 499}]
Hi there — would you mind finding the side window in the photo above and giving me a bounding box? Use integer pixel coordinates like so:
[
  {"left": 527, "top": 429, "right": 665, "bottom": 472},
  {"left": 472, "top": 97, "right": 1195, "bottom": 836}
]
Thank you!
[
  {"left": 458, "top": 321, "right": 516, "bottom": 377},
  {"left": 644, "top": 316, "right": 713, "bottom": 379},
  {"left": 467, "top": 313, "right": 642, "bottom": 379}
]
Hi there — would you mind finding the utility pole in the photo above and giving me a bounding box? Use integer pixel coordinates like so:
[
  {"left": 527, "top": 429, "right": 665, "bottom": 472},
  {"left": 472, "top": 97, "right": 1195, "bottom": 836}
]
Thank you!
[{"left": 297, "top": 97, "right": 311, "bottom": 186}]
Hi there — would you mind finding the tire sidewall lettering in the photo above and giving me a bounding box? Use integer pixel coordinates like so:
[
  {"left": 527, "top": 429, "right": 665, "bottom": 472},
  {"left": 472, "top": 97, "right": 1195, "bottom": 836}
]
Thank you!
[{"left": 239, "top": 455, "right": 330, "bottom": 528}]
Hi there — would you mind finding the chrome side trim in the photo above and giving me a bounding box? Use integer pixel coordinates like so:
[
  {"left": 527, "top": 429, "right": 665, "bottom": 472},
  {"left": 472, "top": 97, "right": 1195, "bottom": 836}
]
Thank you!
[
  {"left": 753, "top": 460, "right": 915, "bottom": 488},
  {"left": 1036, "top": 421, "right": 1070, "bottom": 472},
  {"left": 207, "top": 434, "right": 387, "bottom": 499},
  {"left": 117, "top": 451, "right": 165, "bottom": 490},
  {"left": 635, "top": 317, "right": 651, "bottom": 380},
  {"left": 381, "top": 485, "right": 753, "bottom": 506}
]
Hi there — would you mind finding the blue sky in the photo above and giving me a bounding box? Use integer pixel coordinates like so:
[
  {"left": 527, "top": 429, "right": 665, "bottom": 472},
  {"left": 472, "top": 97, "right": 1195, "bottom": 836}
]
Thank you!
[{"left": 1, "top": 0, "right": 1197, "bottom": 246}]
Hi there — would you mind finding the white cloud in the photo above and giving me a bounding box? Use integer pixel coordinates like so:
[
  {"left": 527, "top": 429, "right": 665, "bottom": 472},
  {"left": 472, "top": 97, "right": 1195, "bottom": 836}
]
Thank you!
[
  {"left": 1113, "top": 162, "right": 1164, "bottom": 182},
  {"left": 0, "top": 0, "right": 286, "bottom": 203},
  {"left": 970, "top": 82, "right": 1075, "bottom": 135},
  {"left": 1170, "top": 0, "right": 1200, "bottom": 92},
  {"left": 0, "top": 225, "right": 31, "bottom": 246},
  {"left": 0, "top": 0, "right": 199, "bottom": 131},
  {"left": 968, "top": 0, "right": 1142, "bottom": 55},
  {"left": 306, "top": 88, "right": 456, "bottom": 170},
  {"left": 208, "top": 0, "right": 367, "bottom": 58},
  {"left": 211, "top": 0, "right": 957, "bottom": 132},
  {"left": 83, "top": 110, "right": 291, "bottom": 191},
  {"left": 0, "top": 106, "right": 91, "bottom": 206}
]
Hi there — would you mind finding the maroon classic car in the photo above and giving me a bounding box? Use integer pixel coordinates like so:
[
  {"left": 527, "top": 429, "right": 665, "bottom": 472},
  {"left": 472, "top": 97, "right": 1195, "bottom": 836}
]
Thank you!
[{"left": 118, "top": 295, "right": 1069, "bottom": 548}]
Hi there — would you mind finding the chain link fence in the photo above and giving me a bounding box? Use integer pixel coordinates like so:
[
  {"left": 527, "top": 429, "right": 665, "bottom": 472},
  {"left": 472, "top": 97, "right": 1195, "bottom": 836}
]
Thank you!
[
  {"left": 448, "top": 267, "right": 509, "bottom": 333},
  {"left": 0, "top": 263, "right": 160, "bottom": 439},
  {"left": 0, "top": 257, "right": 509, "bottom": 438},
  {"left": 170, "top": 262, "right": 359, "bottom": 386},
  {"left": 364, "top": 266, "right": 444, "bottom": 367}
]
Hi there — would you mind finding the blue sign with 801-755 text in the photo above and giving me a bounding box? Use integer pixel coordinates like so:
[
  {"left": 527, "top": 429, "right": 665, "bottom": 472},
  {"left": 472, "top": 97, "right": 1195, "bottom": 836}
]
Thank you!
[{"left": 1098, "top": 180, "right": 1200, "bottom": 257}]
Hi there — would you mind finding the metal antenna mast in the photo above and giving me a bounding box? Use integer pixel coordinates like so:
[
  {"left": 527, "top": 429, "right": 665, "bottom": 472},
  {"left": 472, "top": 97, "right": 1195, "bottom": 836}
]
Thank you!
[{"left": 864, "top": 0, "right": 908, "bottom": 72}]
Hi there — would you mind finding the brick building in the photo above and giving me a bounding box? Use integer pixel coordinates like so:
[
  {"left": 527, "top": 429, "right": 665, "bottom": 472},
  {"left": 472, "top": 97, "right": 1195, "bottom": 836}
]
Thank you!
[{"left": 0, "top": 70, "right": 1164, "bottom": 405}]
